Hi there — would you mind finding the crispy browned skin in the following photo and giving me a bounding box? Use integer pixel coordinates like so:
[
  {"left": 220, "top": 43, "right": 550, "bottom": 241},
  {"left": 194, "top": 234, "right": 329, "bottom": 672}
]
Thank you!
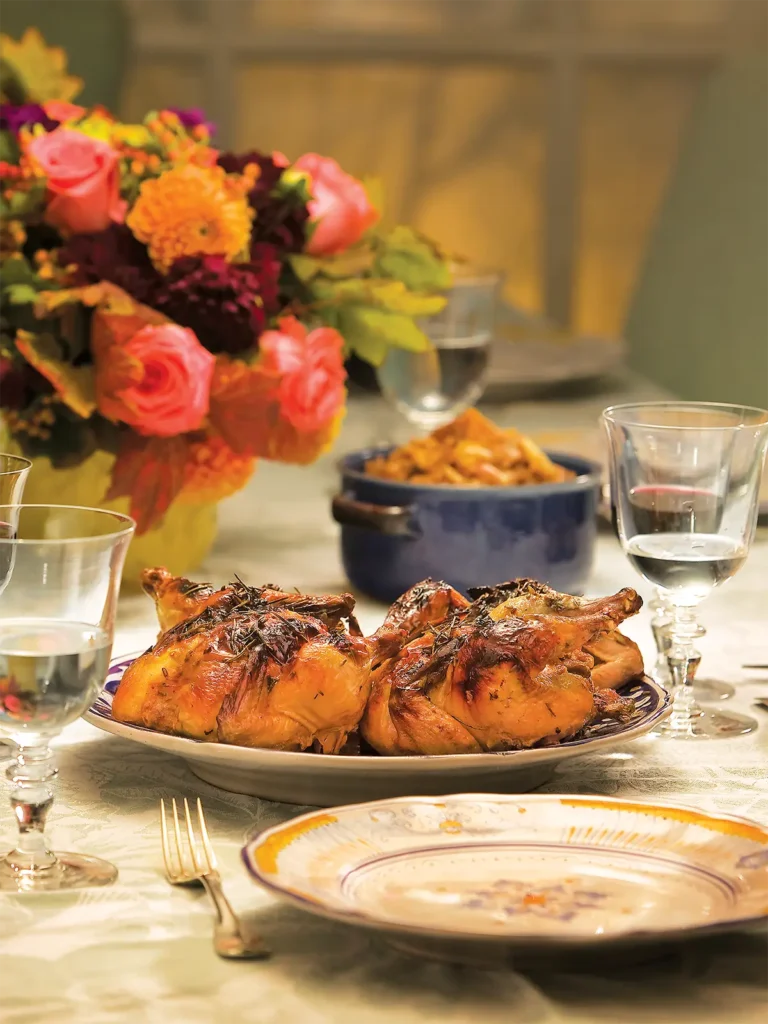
[
  {"left": 585, "top": 631, "right": 644, "bottom": 690},
  {"left": 468, "top": 578, "right": 644, "bottom": 690},
  {"left": 362, "top": 579, "right": 641, "bottom": 756},
  {"left": 113, "top": 586, "right": 370, "bottom": 752},
  {"left": 141, "top": 568, "right": 234, "bottom": 632},
  {"left": 142, "top": 567, "right": 362, "bottom": 636}
]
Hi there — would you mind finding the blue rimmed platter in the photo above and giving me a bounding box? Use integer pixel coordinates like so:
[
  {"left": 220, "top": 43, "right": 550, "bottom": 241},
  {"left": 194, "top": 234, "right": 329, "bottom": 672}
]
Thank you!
[{"left": 86, "top": 654, "right": 671, "bottom": 806}]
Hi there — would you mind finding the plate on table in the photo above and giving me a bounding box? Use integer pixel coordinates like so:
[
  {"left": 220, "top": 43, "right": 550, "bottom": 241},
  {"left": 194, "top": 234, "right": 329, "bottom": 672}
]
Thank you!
[
  {"left": 241, "top": 793, "right": 768, "bottom": 962},
  {"left": 86, "top": 655, "right": 670, "bottom": 806},
  {"left": 482, "top": 311, "right": 625, "bottom": 402}
]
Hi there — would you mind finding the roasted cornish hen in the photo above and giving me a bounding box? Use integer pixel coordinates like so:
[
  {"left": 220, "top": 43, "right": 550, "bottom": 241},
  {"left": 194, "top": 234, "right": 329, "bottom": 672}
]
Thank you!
[
  {"left": 113, "top": 577, "right": 371, "bottom": 752},
  {"left": 466, "top": 578, "right": 644, "bottom": 690},
  {"left": 116, "top": 568, "right": 643, "bottom": 756},
  {"left": 142, "top": 567, "right": 362, "bottom": 635},
  {"left": 362, "top": 579, "right": 642, "bottom": 755}
]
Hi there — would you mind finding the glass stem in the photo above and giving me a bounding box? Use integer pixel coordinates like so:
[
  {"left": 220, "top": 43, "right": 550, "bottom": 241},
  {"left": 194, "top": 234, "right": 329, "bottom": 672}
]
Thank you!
[
  {"left": 4, "top": 742, "right": 58, "bottom": 873},
  {"left": 665, "top": 604, "right": 705, "bottom": 733},
  {"left": 649, "top": 589, "right": 672, "bottom": 684}
]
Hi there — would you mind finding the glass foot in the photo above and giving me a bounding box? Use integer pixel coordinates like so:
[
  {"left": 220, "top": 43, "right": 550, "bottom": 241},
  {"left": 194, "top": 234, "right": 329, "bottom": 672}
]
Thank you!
[
  {"left": 652, "top": 707, "right": 757, "bottom": 740},
  {"left": 693, "top": 679, "right": 735, "bottom": 702},
  {"left": 0, "top": 852, "right": 117, "bottom": 892}
]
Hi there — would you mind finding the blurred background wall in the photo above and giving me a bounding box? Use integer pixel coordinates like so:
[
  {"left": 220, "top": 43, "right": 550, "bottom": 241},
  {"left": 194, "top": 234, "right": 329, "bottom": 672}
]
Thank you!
[{"left": 3, "top": 0, "right": 767, "bottom": 403}]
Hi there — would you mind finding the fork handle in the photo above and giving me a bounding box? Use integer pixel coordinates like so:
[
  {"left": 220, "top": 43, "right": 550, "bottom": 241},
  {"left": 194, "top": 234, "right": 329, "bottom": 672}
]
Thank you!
[{"left": 200, "top": 874, "right": 270, "bottom": 960}]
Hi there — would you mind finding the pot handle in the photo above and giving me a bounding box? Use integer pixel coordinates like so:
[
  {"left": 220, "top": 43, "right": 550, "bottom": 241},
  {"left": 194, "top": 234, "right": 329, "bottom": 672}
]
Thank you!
[{"left": 331, "top": 493, "right": 418, "bottom": 537}]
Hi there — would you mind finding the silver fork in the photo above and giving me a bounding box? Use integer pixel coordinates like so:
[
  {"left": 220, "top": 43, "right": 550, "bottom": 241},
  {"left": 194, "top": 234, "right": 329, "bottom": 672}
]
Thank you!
[{"left": 160, "top": 797, "right": 270, "bottom": 960}]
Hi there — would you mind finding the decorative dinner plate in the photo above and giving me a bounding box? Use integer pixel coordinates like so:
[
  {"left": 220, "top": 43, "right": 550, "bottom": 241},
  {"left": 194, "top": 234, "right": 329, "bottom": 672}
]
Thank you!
[
  {"left": 242, "top": 794, "right": 768, "bottom": 957},
  {"left": 86, "top": 655, "right": 671, "bottom": 806}
]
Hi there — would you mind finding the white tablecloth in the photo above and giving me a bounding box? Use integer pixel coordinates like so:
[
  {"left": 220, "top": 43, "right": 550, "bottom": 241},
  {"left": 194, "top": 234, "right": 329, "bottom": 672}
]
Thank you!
[{"left": 2, "top": 380, "right": 767, "bottom": 1024}]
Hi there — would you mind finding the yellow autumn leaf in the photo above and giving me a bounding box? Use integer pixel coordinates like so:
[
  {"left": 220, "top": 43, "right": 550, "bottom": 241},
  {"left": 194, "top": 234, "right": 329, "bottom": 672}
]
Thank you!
[
  {"left": 15, "top": 330, "right": 96, "bottom": 419},
  {"left": 0, "top": 28, "right": 83, "bottom": 103}
]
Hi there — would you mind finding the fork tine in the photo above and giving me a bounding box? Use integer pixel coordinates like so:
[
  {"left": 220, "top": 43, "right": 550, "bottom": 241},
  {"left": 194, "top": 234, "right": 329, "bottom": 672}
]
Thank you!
[
  {"left": 183, "top": 797, "right": 202, "bottom": 874},
  {"left": 196, "top": 797, "right": 218, "bottom": 873},
  {"left": 171, "top": 797, "right": 185, "bottom": 875},
  {"left": 160, "top": 798, "right": 173, "bottom": 877}
]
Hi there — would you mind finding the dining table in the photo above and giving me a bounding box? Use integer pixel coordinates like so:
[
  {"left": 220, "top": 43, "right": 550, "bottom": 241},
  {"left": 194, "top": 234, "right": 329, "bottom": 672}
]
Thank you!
[{"left": 2, "top": 372, "right": 767, "bottom": 1024}]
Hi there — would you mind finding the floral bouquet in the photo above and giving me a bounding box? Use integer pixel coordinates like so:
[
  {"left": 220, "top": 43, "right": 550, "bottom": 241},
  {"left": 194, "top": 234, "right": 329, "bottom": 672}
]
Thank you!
[{"left": 0, "top": 30, "right": 450, "bottom": 533}]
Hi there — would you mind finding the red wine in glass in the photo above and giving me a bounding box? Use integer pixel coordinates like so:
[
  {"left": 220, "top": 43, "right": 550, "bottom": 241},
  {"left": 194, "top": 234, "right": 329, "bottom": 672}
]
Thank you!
[{"left": 610, "top": 485, "right": 724, "bottom": 538}]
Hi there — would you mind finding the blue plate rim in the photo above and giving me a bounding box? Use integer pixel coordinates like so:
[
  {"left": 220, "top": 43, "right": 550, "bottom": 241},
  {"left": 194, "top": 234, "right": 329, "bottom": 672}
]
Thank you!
[{"left": 88, "top": 652, "right": 671, "bottom": 761}]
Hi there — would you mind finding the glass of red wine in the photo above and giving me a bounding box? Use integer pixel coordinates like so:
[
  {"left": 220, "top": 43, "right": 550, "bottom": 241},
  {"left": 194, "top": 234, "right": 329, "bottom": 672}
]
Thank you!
[{"left": 603, "top": 402, "right": 768, "bottom": 739}]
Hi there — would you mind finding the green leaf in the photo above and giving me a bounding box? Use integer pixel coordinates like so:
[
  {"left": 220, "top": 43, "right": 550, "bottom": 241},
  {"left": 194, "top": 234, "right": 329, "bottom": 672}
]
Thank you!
[
  {"left": 0, "top": 129, "right": 19, "bottom": 163},
  {"left": 310, "top": 276, "right": 446, "bottom": 317},
  {"left": 290, "top": 246, "right": 376, "bottom": 284},
  {"left": 14, "top": 330, "right": 96, "bottom": 418},
  {"left": 338, "top": 306, "right": 431, "bottom": 367},
  {"left": 368, "top": 280, "right": 446, "bottom": 317},
  {"left": 376, "top": 225, "right": 452, "bottom": 292},
  {"left": 289, "top": 253, "right": 321, "bottom": 283},
  {"left": 1, "top": 255, "right": 39, "bottom": 288},
  {"left": 5, "top": 283, "right": 38, "bottom": 304}
]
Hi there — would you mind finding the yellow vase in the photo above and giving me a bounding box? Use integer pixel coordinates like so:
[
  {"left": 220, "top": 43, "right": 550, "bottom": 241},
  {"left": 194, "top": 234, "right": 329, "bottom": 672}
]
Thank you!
[{"left": 13, "top": 449, "right": 218, "bottom": 589}]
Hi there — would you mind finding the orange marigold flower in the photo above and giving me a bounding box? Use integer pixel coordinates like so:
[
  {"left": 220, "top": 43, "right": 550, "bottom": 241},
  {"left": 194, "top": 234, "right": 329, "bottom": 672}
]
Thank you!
[
  {"left": 180, "top": 433, "right": 256, "bottom": 504},
  {"left": 126, "top": 165, "right": 253, "bottom": 271}
]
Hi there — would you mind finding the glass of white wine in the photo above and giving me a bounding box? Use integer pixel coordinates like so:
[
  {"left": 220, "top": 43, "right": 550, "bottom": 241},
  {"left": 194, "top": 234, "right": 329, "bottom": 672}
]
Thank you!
[
  {"left": 377, "top": 268, "right": 500, "bottom": 431},
  {"left": 0, "top": 504, "right": 134, "bottom": 891},
  {"left": 603, "top": 402, "right": 768, "bottom": 740}
]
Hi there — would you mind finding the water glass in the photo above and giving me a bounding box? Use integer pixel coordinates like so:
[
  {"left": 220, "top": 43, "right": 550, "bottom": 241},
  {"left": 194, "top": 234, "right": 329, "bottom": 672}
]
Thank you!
[
  {"left": 603, "top": 402, "right": 768, "bottom": 739},
  {"left": 0, "top": 505, "right": 134, "bottom": 891},
  {"left": 377, "top": 269, "right": 500, "bottom": 431}
]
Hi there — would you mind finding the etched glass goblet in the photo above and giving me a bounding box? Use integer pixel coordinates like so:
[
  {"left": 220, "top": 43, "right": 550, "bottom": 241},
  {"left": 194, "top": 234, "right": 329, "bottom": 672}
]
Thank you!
[
  {"left": 604, "top": 402, "right": 768, "bottom": 739},
  {"left": 0, "top": 505, "right": 134, "bottom": 891}
]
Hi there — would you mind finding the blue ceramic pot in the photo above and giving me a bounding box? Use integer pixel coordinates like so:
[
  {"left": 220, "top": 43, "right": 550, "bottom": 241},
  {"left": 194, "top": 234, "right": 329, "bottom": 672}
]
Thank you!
[{"left": 332, "top": 448, "right": 601, "bottom": 604}]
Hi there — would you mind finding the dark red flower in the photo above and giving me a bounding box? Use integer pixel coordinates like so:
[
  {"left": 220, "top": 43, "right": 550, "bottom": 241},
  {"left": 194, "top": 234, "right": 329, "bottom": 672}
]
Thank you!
[
  {"left": 151, "top": 249, "right": 282, "bottom": 355},
  {"left": 218, "top": 150, "right": 309, "bottom": 254},
  {"left": 168, "top": 107, "right": 216, "bottom": 136},
  {"left": 0, "top": 103, "right": 59, "bottom": 134},
  {"left": 58, "top": 224, "right": 162, "bottom": 304},
  {"left": 0, "top": 357, "right": 53, "bottom": 411}
]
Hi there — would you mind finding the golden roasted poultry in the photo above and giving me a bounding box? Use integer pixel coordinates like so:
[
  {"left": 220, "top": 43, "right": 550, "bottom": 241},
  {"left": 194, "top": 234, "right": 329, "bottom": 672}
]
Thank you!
[
  {"left": 114, "top": 568, "right": 644, "bottom": 756},
  {"left": 113, "top": 574, "right": 371, "bottom": 752},
  {"left": 141, "top": 567, "right": 362, "bottom": 636},
  {"left": 362, "top": 578, "right": 643, "bottom": 755},
  {"left": 465, "top": 578, "right": 644, "bottom": 691}
]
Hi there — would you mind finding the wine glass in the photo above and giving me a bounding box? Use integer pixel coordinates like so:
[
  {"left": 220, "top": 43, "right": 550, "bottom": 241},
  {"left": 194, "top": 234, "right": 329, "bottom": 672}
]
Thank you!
[
  {"left": 0, "top": 454, "right": 31, "bottom": 589},
  {"left": 0, "top": 453, "right": 30, "bottom": 504},
  {"left": 0, "top": 504, "right": 134, "bottom": 891},
  {"left": 649, "top": 587, "right": 734, "bottom": 701},
  {"left": 377, "top": 268, "right": 500, "bottom": 431},
  {"left": 603, "top": 402, "right": 768, "bottom": 739},
  {"left": 609, "top": 491, "right": 734, "bottom": 702}
]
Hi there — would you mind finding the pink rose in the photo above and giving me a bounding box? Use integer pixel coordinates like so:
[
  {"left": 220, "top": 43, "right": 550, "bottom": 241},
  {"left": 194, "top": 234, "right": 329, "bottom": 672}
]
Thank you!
[
  {"left": 28, "top": 128, "right": 127, "bottom": 234},
  {"left": 260, "top": 316, "right": 346, "bottom": 433},
  {"left": 42, "top": 101, "right": 86, "bottom": 123},
  {"left": 97, "top": 324, "right": 215, "bottom": 437},
  {"left": 293, "top": 153, "right": 378, "bottom": 256}
]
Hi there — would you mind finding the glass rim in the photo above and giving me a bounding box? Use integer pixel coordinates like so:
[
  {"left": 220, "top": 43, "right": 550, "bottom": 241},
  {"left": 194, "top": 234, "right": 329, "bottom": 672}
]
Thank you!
[
  {"left": 602, "top": 401, "right": 768, "bottom": 430},
  {"left": 0, "top": 503, "right": 136, "bottom": 544},
  {"left": 0, "top": 453, "right": 32, "bottom": 476}
]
